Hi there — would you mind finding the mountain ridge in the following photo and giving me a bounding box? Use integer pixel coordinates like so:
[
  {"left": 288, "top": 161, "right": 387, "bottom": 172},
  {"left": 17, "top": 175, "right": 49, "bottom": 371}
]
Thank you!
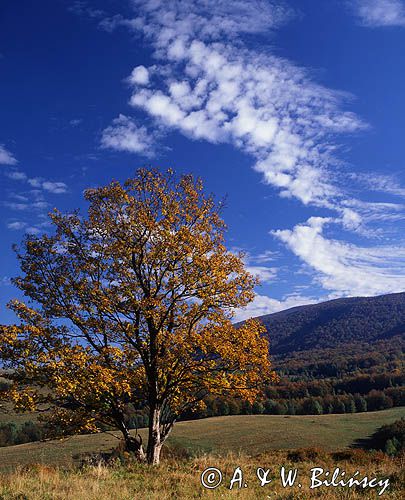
[{"left": 248, "top": 291, "right": 405, "bottom": 356}]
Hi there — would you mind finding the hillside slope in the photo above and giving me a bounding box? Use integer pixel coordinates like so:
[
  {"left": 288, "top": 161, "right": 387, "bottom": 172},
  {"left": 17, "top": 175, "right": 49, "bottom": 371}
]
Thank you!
[{"left": 253, "top": 292, "right": 405, "bottom": 356}]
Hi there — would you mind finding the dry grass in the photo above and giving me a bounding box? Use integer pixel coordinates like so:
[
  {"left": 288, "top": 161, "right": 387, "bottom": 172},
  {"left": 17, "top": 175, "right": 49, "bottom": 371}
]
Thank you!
[
  {"left": 0, "top": 449, "right": 403, "bottom": 499},
  {"left": 0, "top": 409, "right": 403, "bottom": 498}
]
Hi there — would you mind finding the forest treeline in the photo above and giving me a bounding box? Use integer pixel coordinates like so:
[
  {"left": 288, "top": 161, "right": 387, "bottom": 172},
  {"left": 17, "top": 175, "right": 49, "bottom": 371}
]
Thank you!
[
  {"left": 132, "top": 345, "right": 404, "bottom": 424},
  {"left": 178, "top": 335, "right": 404, "bottom": 421}
]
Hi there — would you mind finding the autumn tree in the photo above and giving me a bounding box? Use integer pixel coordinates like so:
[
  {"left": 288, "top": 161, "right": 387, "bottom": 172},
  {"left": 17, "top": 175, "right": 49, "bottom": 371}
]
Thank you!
[{"left": 0, "top": 168, "right": 275, "bottom": 464}]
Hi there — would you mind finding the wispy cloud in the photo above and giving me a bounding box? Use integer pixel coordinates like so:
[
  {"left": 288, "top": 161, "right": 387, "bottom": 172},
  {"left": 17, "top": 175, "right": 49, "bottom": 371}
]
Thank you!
[
  {"left": 6, "top": 214, "right": 53, "bottom": 235},
  {"left": 352, "top": 172, "right": 405, "bottom": 198},
  {"left": 0, "top": 144, "right": 17, "bottom": 165},
  {"left": 239, "top": 250, "right": 279, "bottom": 284},
  {"left": 5, "top": 169, "right": 27, "bottom": 181},
  {"left": 249, "top": 250, "right": 280, "bottom": 264},
  {"left": 101, "top": 0, "right": 368, "bottom": 217},
  {"left": 4, "top": 202, "right": 30, "bottom": 211},
  {"left": 349, "top": 0, "right": 405, "bottom": 27},
  {"left": 273, "top": 216, "right": 405, "bottom": 297},
  {"left": 100, "top": 0, "right": 294, "bottom": 38},
  {"left": 101, "top": 114, "right": 156, "bottom": 157},
  {"left": 21, "top": 176, "right": 68, "bottom": 194},
  {"left": 0, "top": 277, "right": 12, "bottom": 287},
  {"left": 7, "top": 221, "right": 27, "bottom": 230},
  {"left": 41, "top": 181, "right": 68, "bottom": 194},
  {"left": 68, "top": 1, "right": 105, "bottom": 19},
  {"left": 4, "top": 165, "right": 68, "bottom": 195},
  {"left": 3, "top": 169, "right": 68, "bottom": 233},
  {"left": 234, "top": 292, "right": 320, "bottom": 322}
]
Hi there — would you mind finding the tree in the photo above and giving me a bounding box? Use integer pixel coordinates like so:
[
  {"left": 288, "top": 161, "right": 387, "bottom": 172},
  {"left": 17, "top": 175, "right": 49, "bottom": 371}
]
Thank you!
[
  {"left": 0, "top": 168, "right": 275, "bottom": 465},
  {"left": 252, "top": 401, "right": 264, "bottom": 414},
  {"left": 366, "top": 390, "right": 393, "bottom": 411},
  {"left": 301, "top": 398, "right": 323, "bottom": 415},
  {"left": 344, "top": 397, "right": 356, "bottom": 414},
  {"left": 385, "top": 438, "right": 399, "bottom": 456},
  {"left": 354, "top": 394, "right": 367, "bottom": 412}
]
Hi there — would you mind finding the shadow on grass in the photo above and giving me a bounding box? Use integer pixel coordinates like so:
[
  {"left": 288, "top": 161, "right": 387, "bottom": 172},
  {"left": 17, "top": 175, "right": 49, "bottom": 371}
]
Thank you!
[{"left": 350, "top": 434, "right": 375, "bottom": 450}]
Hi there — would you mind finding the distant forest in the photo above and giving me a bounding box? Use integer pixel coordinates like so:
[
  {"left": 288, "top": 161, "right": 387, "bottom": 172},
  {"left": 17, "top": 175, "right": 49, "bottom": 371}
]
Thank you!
[{"left": 180, "top": 293, "right": 405, "bottom": 422}]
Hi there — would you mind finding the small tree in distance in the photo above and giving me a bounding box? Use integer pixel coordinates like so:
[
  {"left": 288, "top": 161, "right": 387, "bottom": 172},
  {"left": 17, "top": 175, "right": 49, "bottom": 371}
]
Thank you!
[{"left": 0, "top": 168, "right": 275, "bottom": 465}]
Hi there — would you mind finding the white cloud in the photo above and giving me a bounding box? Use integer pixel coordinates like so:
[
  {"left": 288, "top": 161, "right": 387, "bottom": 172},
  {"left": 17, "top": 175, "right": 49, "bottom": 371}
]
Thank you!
[
  {"left": 0, "top": 144, "right": 17, "bottom": 165},
  {"left": 7, "top": 221, "right": 27, "bottom": 230},
  {"left": 4, "top": 202, "right": 29, "bottom": 211},
  {"left": 245, "top": 265, "right": 277, "bottom": 284},
  {"left": 128, "top": 65, "right": 150, "bottom": 86},
  {"left": 93, "top": 1, "right": 405, "bottom": 224},
  {"left": 233, "top": 293, "right": 319, "bottom": 322},
  {"left": 273, "top": 217, "right": 405, "bottom": 297},
  {"left": 101, "top": 114, "right": 155, "bottom": 156},
  {"left": 41, "top": 181, "right": 68, "bottom": 194},
  {"left": 350, "top": 0, "right": 405, "bottom": 27},
  {"left": 5, "top": 170, "right": 27, "bottom": 181},
  {"left": 26, "top": 177, "right": 67, "bottom": 193},
  {"left": 113, "top": 1, "right": 366, "bottom": 212}
]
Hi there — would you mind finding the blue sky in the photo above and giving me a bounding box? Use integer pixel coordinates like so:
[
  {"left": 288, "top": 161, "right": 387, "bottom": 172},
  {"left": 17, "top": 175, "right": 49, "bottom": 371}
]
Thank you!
[{"left": 1, "top": 0, "right": 405, "bottom": 322}]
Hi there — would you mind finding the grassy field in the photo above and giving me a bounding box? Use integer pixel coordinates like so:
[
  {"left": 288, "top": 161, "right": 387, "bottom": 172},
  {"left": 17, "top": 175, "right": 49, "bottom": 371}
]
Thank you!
[
  {"left": 0, "top": 449, "right": 402, "bottom": 499},
  {"left": 0, "top": 407, "right": 403, "bottom": 470}
]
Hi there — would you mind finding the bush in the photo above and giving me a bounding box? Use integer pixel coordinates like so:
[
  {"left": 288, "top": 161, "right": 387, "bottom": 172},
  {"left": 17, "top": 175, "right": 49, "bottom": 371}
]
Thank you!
[
  {"left": 287, "top": 447, "right": 325, "bottom": 462},
  {"left": 0, "top": 421, "right": 43, "bottom": 447},
  {"left": 368, "top": 418, "right": 405, "bottom": 456}
]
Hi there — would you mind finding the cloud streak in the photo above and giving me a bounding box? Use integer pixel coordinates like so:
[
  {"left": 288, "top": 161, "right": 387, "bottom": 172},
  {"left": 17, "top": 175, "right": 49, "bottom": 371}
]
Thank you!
[
  {"left": 0, "top": 145, "right": 17, "bottom": 165},
  {"left": 350, "top": 0, "right": 405, "bottom": 27},
  {"left": 3, "top": 167, "right": 68, "bottom": 234},
  {"left": 274, "top": 216, "right": 405, "bottom": 297}
]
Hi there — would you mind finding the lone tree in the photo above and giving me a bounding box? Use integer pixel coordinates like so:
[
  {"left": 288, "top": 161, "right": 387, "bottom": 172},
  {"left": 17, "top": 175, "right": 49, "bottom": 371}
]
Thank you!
[{"left": 0, "top": 168, "right": 275, "bottom": 464}]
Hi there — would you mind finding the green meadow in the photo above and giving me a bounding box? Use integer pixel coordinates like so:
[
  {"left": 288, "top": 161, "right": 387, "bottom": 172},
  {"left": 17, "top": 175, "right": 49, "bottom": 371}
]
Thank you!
[{"left": 0, "top": 407, "right": 403, "bottom": 470}]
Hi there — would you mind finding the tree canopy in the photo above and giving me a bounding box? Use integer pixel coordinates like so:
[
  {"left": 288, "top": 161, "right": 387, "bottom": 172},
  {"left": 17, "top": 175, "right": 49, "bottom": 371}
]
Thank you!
[{"left": 0, "top": 168, "right": 275, "bottom": 464}]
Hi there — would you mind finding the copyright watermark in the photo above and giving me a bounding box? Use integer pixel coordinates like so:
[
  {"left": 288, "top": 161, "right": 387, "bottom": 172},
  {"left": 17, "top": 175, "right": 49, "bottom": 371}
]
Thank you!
[
  {"left": 200, "top": 466, "right": 390, "bottom": 495},
  {"left": 200, "top": 467, "right": 223, "bottom": 489}
]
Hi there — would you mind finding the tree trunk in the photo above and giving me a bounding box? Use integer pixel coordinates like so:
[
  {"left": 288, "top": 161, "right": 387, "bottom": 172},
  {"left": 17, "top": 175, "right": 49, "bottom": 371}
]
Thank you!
[
  {"left": 120, "top": 423, "right": 145, "bottom": 462},
  {"left": 147, "top": 404, "right": 162, "bottom": 465}
]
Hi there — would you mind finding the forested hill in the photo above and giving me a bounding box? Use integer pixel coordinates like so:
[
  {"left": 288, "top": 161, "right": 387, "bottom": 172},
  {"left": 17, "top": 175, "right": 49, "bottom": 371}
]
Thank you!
[
  {"left": 196, "top": 293, "right": 405, "bottom": 419},
  {"left": 254, "top": 292, "right": 405, "bottom": 356}
]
